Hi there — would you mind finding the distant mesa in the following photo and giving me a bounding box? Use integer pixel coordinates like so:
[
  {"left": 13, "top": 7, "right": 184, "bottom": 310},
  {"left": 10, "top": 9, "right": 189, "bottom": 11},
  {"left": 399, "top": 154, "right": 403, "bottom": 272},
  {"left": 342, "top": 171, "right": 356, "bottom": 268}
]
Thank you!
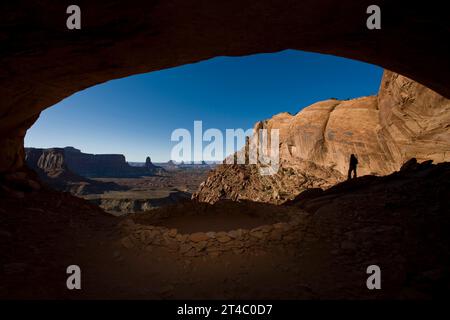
[
  {"left": 156, "top": 159, "right": 217, "bottom": 171},
  {"left": 23, "top": 147, "right": 128, "bottom": 195},
  {"left": 25, "top": 147, "right": 164, "bottom": 179}
]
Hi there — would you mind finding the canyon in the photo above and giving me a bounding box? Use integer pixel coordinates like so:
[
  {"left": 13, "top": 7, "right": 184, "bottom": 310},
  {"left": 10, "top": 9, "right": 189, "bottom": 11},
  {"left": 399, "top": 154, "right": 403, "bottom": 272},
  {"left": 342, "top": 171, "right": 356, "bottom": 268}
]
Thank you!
[
  {"left": 22, "top": 146, "right": 212, "bottom": 214},
  {"left": 1, "top": 69, "right": 449, "bottom": 298},
  {"left": 1, "top": 0, "right": 449, "bottom": 300},
  {"left": 15, "top": 69, "right": 450, "bottom": 215}
]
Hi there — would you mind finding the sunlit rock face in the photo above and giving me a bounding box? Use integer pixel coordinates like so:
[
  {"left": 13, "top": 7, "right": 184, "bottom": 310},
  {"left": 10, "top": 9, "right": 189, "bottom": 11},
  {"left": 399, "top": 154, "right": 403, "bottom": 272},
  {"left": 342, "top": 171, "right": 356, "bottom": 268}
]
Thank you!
[
  {"left": 260, "top": 70, "right": 450, "bottom": 177},
  {"left": 264, "top": 96, "right": 391, "bottom": 177},
  {"left": 194, "top": 70, "right": 450, "bottom": 204},
  {"left": 377, "top": 71, "right": 450, "bottom": 165},
  {"left": 0, "top": 1, "right": 449, "bottom": 174}
]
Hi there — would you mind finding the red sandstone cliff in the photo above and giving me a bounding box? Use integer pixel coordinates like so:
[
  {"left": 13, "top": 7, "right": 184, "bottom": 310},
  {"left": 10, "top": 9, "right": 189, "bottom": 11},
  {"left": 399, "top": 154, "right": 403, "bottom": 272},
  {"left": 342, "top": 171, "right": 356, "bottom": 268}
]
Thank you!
[{"left": 193, "top": 70, "right": 450, "bottom": 204}]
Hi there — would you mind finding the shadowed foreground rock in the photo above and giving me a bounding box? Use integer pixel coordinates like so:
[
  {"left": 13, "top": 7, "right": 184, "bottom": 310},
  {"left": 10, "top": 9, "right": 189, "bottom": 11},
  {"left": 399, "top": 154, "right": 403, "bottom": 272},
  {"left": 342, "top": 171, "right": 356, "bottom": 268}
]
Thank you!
[{"left": 1, "top": 160, "right": 449, "bottom": 299}]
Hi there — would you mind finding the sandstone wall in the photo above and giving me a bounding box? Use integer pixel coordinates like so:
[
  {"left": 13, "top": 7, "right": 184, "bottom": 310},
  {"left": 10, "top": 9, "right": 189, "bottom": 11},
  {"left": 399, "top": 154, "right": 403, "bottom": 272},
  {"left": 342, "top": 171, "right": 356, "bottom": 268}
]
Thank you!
[
  {"left": 262, "top": 96, "right": 395, "bottom": 177},
  {"left": 377, "top": 71, "right": 450, "bottom": 165},
  {"left": 253, "top": 71, "right": 450, "bottom": 177}
]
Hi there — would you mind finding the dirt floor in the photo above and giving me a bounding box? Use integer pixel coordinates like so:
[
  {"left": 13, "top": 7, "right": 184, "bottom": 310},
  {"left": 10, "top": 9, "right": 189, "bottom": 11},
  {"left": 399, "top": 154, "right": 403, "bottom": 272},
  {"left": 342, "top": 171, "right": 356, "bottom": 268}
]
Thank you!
[{"left": 134, "top": 201, "right": 287, "bottom": 233}]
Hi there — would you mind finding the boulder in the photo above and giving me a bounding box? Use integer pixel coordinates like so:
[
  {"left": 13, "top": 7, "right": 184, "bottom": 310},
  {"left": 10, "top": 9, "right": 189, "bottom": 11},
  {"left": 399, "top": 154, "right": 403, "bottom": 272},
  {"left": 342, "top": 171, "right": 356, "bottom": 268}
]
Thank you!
[
  {"left": 121, "top": 237, "right": 134, "bottom": 249},
  {"left": 189, "top": 232, "right": 209, "bottom": 243},
  {"left": 400, "top": 158, "right": 418, "bottom": 172}
]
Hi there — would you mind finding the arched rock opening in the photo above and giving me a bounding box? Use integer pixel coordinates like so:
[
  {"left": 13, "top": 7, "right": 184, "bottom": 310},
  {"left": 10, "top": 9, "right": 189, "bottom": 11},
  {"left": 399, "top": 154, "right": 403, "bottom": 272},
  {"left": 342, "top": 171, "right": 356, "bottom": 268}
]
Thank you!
[{"left": 1, "top": 0, "right": 449, "bottom": 173}]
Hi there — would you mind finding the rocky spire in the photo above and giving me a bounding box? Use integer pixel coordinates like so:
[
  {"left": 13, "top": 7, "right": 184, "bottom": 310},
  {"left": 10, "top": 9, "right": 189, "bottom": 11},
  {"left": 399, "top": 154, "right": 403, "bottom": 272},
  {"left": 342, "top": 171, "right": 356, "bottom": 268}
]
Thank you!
[{"left": 145, "top": 156, "right": 153, "bottom": 169}]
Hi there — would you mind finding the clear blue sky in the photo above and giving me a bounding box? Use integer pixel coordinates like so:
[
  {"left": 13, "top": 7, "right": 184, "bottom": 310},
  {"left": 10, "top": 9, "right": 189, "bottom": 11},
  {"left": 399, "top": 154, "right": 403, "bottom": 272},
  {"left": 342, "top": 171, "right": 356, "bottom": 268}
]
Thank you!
[{"left": 25, "top": 50, "right": 383, "bottom": 162}]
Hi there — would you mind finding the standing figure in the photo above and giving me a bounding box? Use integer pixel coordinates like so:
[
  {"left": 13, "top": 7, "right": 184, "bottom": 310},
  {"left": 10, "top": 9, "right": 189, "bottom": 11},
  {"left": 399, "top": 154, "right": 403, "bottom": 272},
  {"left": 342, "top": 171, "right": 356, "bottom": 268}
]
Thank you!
[{"left": 348, "top": 154, "right": 358, "bottom": 180}]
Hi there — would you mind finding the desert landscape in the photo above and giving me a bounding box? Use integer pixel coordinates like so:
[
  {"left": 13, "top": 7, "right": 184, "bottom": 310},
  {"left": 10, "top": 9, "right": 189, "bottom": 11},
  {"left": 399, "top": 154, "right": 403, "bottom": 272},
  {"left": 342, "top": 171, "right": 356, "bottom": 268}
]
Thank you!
[
  {"left": 1, "top": 69, "right": 449, "bottom": 299},
  {"left": 24, "top": 146, "right": 213, "bottom": 215},
  {"left": 1, "top": 1, "right": 449, "bottom": 304}
]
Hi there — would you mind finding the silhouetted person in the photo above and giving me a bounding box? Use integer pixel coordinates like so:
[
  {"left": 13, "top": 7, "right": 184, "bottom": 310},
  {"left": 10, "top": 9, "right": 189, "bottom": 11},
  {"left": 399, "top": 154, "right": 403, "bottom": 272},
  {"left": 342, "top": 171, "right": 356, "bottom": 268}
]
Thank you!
[{"left": 348, "top": 154, "right": 358, "bottom": 180}]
